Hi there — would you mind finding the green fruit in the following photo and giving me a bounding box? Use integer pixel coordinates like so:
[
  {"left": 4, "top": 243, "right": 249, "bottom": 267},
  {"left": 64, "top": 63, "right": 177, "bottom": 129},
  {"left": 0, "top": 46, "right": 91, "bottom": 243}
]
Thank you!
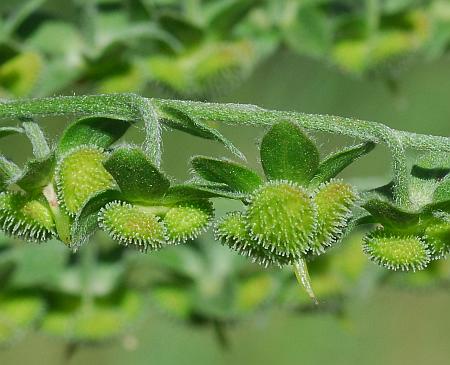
[
  {"left": 56, "top": 146, "right": 115, "bottom": 215},
  {"left": 215, "top": 212, "right": 296, "bottom": 267},
  {"left": 98, "top": 201, "right": 166, "bottom": 251},
  {"left": 424, "top": 221, "right": 450, "bottom": 260},
  {"left": 310, "top": 181, "right": 358, "bottom": 254},
  {"left": 363, "top": 229, "right": 430, "bottom": 271},
  {"left": 163, "top": 200, "right": 213, "bottom": 244},
  {"left": 246, "top": 181, "right": 316, "bottom": 257},
  {"left": 0, "top": 192, "right": 55, "bottom": 242}
]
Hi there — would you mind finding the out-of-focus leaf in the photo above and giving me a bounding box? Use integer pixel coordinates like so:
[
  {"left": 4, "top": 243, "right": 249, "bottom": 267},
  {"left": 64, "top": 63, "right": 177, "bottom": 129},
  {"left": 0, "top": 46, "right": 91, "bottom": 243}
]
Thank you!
[
  {"left": 0, "top": 52, "right": 42, "bottom": 97},
  {"left": 284, "top": 6, "right": 332, "bottom": 58},
  {"left": 0, "top": 294, "right": 45, "bottom": 346},
  {"left": 9, "top": 240, "right": 68, "bottom": 288}
]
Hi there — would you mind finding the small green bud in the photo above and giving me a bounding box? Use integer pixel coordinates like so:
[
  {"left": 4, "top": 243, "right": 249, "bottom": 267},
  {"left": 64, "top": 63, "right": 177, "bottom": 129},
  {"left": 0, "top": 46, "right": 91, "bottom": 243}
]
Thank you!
[
  {"left": 163, "top": 200, "right": 213, "bottom": 244},
  {"left": 0, "top": 192, "right": 55, "bottom": 242},
  {"left": 246, "top": 181, "right": 316, "bottom": 257},
  {"left": 56, "top": 146, "right": 115, "bottom": 216},
  {"left": 215, "top": 212, "right": 296, "bottom": 267},
  {"left": 310, "top": 181, "right": 358, "bottom": 254},
  {"left": 98, "top": 201, "right": 166, "bottom": 251},
  {"left": 363, "top": 229, "right": 430, "bottom": 271},
  {"left": 424, "top": 221, "right": 450, "bottom": 260}
]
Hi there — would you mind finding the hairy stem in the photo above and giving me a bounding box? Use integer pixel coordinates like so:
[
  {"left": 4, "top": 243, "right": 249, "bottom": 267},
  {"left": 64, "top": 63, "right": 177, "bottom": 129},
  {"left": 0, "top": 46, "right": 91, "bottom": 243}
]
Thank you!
[
  {"left": 1, "top": 94, "right": 449, "bottom": 151},
  {"left": 1, "top": 93, "right": 449, "bottom": 205}
]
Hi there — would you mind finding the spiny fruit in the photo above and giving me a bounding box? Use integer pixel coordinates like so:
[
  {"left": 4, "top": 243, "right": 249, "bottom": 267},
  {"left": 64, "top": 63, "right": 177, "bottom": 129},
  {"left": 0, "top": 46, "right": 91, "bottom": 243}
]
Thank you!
[
  {"left": 363, "top": 229, "right": 430, "bottom": 271},
  {"left": 56, "top": 146, "right": 115, "bottom": 216},
  {"left": 246, "top": 181, "right": 316, "bottom": 257},
  {"left": 310, "top": 181, "right": 358, "bottom": 254},
  {"left": 163, "top": 200, "right": 213, "bottom": 244},
  {"left": 424, "top": 221, "right": 450, "bottom": 260},
  {"left": 216, "top": 212, "right": 295, "bottom": 267},
  {"left": 98, "top": 201, "right": 166, "bottom": 252},
  {"left": 0, "top": 192, "right": 55, "bottom": 242}
]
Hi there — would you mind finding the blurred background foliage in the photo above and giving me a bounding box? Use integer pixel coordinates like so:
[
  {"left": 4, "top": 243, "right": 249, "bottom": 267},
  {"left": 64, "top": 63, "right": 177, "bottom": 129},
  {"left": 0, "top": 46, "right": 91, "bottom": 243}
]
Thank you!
[{"left": 1, "top": 0, "right": 450, "bottom": 364}]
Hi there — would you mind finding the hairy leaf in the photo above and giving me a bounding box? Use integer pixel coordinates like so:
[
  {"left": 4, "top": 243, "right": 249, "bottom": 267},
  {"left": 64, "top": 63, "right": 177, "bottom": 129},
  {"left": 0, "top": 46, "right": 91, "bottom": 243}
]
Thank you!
[
  {"left": 22, "top": 121, "right": 50, "bottom": 159},
  {"left": 163, "top": 184, "right": 246, "bottom": 203},
  {"left": 310, "top": 142, "right": 375, "bottom": 186},
  {"left": 363, "top": 199, "right": 419, "bottom": 229},
  {"left": 71, "top": 188, "right": 122, "bottom": 248},
  {"left": 191, "top": 156, "right": 261, "bottom": 193},
  {"left": 0, "top": 126, "right": 23, "bottom": 139},
  {"left": 103, "top": 146, "right": 170, "bottom": 203},
  {"left": 433, "top": 175, "right": 450, "bottom": 203},
  {"left": 57, "top": 116, "right": 132, "bottom": 157},
  {"left": 160, "top": 106, "right": 244, "bottom": 160},
  {"left": 15, "top": 153, "right": 55, "bottom": 192},
  {"left": 412, "top": 152, "right": 450, "bottom": 180},
  {"left": 0, "top": 155, "right": 21, "bottom": 190},
  {"left": 260, "top": 121, "right": 319, "bottom": 184}
]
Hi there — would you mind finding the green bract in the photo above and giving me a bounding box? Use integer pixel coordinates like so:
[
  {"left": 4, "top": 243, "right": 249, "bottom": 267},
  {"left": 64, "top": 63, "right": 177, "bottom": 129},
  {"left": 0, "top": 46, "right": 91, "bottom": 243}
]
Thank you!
[
  {"left": 361, "top": 155, "right": 450, "bottom": 270},
  {"left": 192, "top": 122, "right": 366, "bottom": 266},
  {"left": 246, "top": 181, "right": 316, "bottom": 257},
  {"left": 0, "top": 192, "right": 55, "bottom": 242},
  {"left": 56, "top": 146, "right": 116, "bottom": 216},
  {"left": 363, "top": 230, "right": 430, "bottom": 271},
  {"left": 191, "top": 121, "right": 369, "bottom": 300},
  {"left": 0, "top": 93, "right": 449, "bottom": 308}
]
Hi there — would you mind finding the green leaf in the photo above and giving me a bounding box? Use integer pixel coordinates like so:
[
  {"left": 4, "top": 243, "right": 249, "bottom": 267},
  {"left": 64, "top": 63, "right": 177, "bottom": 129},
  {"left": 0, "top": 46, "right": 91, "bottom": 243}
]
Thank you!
[
  {"left": 160, "top": 106, "right": 245, "bottom": 160},
  {"left": 10, "top": 240, "right": 68, "bottom": 288},
  {"left": 363, "top": 199, "right": 419, "bottom": 229},
  {"left": 433, "top": 175, "right": 450, "bottom": 204},
  {"left": 163, "top": 183, "right": 245, "bottom": 204},
  {"left": 191, "top": 156, "right": 261, "bottom": 193},
  {"left": 0, "top": 155, "right": 21, "bottom": 190},
  {"left": 283, "top": 6, "right": 332, "bottom": 58},
  {"left": 0, "top": 52, "right": 42, "bottom": 97},
  {"left": 70, "top": 189, "right": 122, "bottom": 248},
  {"left": 103, "top": 146, "right": 170, "bottom": 203},
  {"left": 15, "top": 153, "right": 55, "bottom": 192},
  {"left": 207, "top": 0, "right": 256, "bottom": 35},
  {"left": 411, "top": 152, "right": 450, "bottom": 180},
  {"left": 57, "top": 116, "right": 132, "bottom": 157},
  {"left": 0, "top": 295, "right": 45, "bottom": 346},
  {"left": 22, "top": 121, "right": 50, "bottom": 159},
  {"left": 56, "top": 262, "right": 125, "bottom": 296},
  {"left": 310, "top": 142, "right": 375, "bottom": 186},
  {"left": 158, "top": 14, "right": 203, "bottom": 47},
  {"left": 0, "top": 126, "right": 23, "bottom": 139},
  {"left": 260, "top": 121, "right": 319, "bottom": 184}
]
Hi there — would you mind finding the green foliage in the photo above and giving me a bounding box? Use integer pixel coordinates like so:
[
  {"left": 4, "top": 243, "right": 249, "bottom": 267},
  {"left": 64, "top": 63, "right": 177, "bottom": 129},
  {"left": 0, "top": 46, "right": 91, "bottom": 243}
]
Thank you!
[
  {"left": 0, "top": 91, "right": 449, "bottom": 347},
  {"left": 1, "top": 0, "right": 449, "bottom": 97}
]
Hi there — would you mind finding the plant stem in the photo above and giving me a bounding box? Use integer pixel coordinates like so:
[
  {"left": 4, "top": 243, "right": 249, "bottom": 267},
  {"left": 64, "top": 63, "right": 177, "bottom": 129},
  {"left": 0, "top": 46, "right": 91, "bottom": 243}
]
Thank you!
[
  {"left": 1, "top": 93, "right": 449, "bottom": 205},
  {"left": 1, "top": 94, "right": 449, "bottom": 152}
]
